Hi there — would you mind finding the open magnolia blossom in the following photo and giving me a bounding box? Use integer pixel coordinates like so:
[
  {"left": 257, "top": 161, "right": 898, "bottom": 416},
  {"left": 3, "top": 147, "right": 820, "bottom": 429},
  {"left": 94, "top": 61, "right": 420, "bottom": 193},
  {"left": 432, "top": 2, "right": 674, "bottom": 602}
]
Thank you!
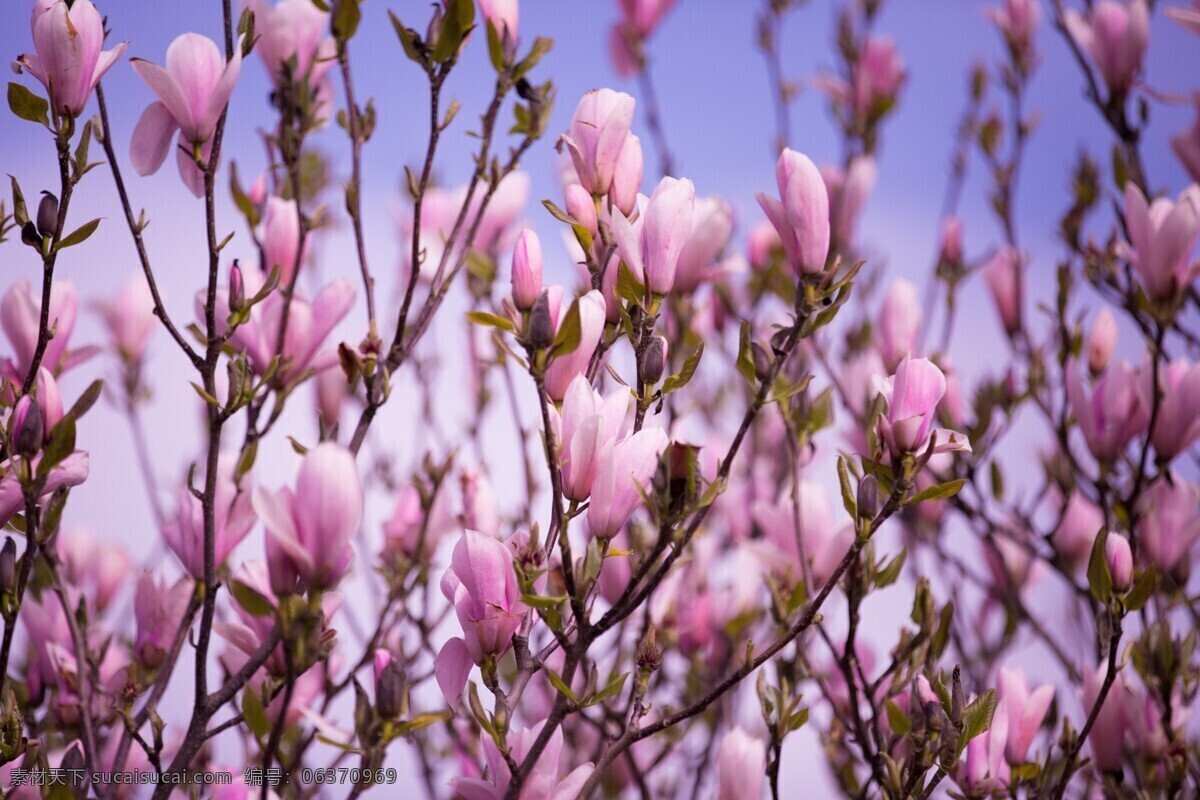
[{"left": 2, "top": 0, "right": 1199, "bottom": 798}]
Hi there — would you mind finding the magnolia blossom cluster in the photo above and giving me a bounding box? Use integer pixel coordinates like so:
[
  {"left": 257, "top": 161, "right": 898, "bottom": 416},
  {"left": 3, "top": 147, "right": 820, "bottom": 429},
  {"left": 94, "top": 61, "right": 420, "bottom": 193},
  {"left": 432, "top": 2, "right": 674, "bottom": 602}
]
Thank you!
[{"left": 1, "top": 0, "right": 1199, "bottom": 799}]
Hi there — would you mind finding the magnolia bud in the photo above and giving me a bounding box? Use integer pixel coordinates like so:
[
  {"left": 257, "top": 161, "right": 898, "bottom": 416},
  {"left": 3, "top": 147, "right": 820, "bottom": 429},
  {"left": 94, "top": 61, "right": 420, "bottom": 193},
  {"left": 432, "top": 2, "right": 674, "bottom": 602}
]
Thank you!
[
  {"left": 528, "top": 290, "right": 554, "bottom": 350},
  {"left": 12, "top": 396, "right": 43, "bottom": 458},
  {"left": 636, "top": 626, "right": 662, "bottom": 672},
  {"left": 857, "top": 474, "right": 879, "bottom": 521},
  {"left": 565, "top": 183, "right": 598, "bottom": 237},
  {"left": 229, "top": 262, "right": 246, "bottom": 313},
  {"left": 1106, "top": 534, "right": 1133, "bottom": 593},
  {"left": 641, "top": 335, "right": 667, "bottom": 384},
  {"left": 21, "top": 222, "right": 40, "bottom": 249},
  {"left": 374, "top": 650, "right": 407, "bottom": 720},
  {"left": 1087, "top": 308, "right": 1117, "bottom": 377},
  {"left": 510, "top": 229, "right": 543, "bottom": 312},
  {"left": 751, "top": 342, "right": 774, "bottom": 382},
  {"left": 37, "top": 193, "right": 59, "bottom": 238},
  {"left": 0, "top": 538, "right": 16, "bottom": 595}
]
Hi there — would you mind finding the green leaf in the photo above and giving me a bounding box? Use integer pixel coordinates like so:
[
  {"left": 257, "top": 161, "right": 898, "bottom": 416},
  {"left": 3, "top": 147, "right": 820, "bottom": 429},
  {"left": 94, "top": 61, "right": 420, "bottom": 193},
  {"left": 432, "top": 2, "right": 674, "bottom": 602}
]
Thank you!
[
  {"left": 1124, "top": 566, "right": 1158, "bottom": 611},
  {"left": 932, "top": 601, "right": 954, "bottom": 658},
  {"left": 906, "top": 478, "right": 966, "bottom": 506},
  {"left": 191, "top": 382, "right": 221, "bottom": 407},
  {"left": 229, "top": 162, "right": 260, "bottom": 227},
  {"left": 785, "top": 706, "right": 810, "bottom": 732},
  {"left": 520, "top": 593, "right": 566, "bottom": 610},
  {"left": 874, "top": 549, "right": 906, "bottom": 589},
  {"left": 66, "top": 379, "right": 103, "bottom": 420},
  {"left": 585, "top": 672, "right": 628, "bottom": 707},
  {"left": 38, "top": 414, "right": 76, "bottom": 477},
  {"left": 485, "top": 19, "right": 505, "bottom": 71},
  {"left": 960, "top": 688, "right": 997, "bottom": 750},
  {"left": 513, "top": 36, "right": 553, "bottom": 79},
  {"left": 466, "top": 310, "right": 516, "bottom": 333},
  {"left": 55, "top": 218, "right": 101, "bottom": 251},
  {"left": 549, "top": 298, "right": 582, "bottom": 358},
  {"left": 432, "top": 0, "right": 475, "bottom": 63},
  {"left": 242, "top": 689, "right": 271, "bottom": 739},
  {"left": 7, "top": 82, "right": 48, "bottom": 126},
  {"left": 1087, "top": 526, "right": 1112, "bottom": 603},
  {"left": 662, "top": 342, "right": 703, "bottom": 394},
  {"left": 736, "top": 321, "right": 757, "bottom": 386},
  {"left": 837, "top": 457, "right": 856, "bottom": 519},
  {"left": 541, "top": 198, "right": 574, "bottom": 225},
  {"left": 615, "top": 260, "right": 644, "bottom": 306},
  {"left": 395, "top": 710, "right": 454, "bottom": 736},
  {"left": 230, "top": 579, "right": 274, "bottom": 618},
  {"left": 389, "top": 11, "right": 427, "bottom": 67},
  {"left": 886, "top": 699, "right": 912, "bottom": 736},
  {"left": 545, "top": 669, "right": 578, "bottom": 705}
]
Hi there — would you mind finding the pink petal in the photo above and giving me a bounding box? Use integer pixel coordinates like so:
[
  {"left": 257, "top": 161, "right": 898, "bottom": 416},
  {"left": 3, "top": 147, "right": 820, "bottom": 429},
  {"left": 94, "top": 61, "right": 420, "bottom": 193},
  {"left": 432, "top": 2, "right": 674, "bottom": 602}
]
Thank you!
[
  {"left": 130, "top": 101, "right": 179, "bottom": 177},
  {"left": 434, "top": 636, "right": 473, "bottom": 709}
]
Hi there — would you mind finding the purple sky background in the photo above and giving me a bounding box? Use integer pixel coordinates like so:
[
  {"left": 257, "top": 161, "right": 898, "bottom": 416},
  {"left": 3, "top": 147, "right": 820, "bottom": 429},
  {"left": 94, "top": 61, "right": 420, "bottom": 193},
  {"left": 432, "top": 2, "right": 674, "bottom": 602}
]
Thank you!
[{"left": 2, "top": 0, "right": 1199, "bottom": 795}]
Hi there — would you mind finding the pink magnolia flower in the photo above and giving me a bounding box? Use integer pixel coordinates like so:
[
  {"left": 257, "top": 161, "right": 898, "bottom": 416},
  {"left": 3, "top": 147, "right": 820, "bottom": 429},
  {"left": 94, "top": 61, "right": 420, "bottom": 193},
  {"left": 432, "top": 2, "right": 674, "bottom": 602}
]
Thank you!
[
  {"left": 1052, "top": 490, "right": 1104, "bottom": 569},
  {"left": 747, "top": 219, "right": 782, "bottom": 271},
  {"left": 0, "top": 450, "right": 89, "bottom": 530},
  {"left": 315, "top": 365, "right": 347, "bottom": 426},
  {"left": 1144, "top": 358, "right": 1200, "bottom": 461},
  {"left": 873, "top": 356, "right": 971, "bottom": 458},
  {"left": 478, "top": 0, "right": 519, "bottom": 43},
  {"left": 1081, "top": 662, "right": 1136, "bottom": 772},
  {"left": 586, "top": 426, "right": 669, "bottom": 539},
  {"left": 996, "top": 666, "right": 1054, "bottom": 764},
  {"left": 1172, "top": 106, "right": 1200, "bottom": 184},
  {"left": 821, "top": 155, "right": 876, "bottom": 248},
  {"left": 544, "top": 289, "right": 606, "bottom": 402},
  {"left": 986, "top": 0, "right": 1041, "bottom": 56},
  {"left": 1106, "top": 533, "right": 1133, "bottom": 591},
  {"left": 511, "top": 229, "right": 543, "bottom": 311},
  {"left": 204, "top": 269, "right": 356, "bottom": 385},
  {"left": 254, "top": 442, "right": 362, "bottom": 592},
  {"left": 751, "top": 481, "right": 854, "bottom": 589},
  {"left": 983, "top": 245, "right": 1024, "bottom": 336},
  {"left": 616, "top": 0, "right": 678, "bottom": 39},
  {"left": 756, "top": 149, "right": 831, "bottom": 276},
  {"left": 161, "top": 457, "right": 255, "bottom": 579},
  {"left": 939, "top": 216, "right": 964, "bottom": 265},
  {"left": 552, "top": 374, "right": 630, "bottom": 502},
  {"left": 2, "top": 278, "right": 78, "bottom": 382},
  {"left": 18, "top": 594, "right": 71, "bottom": 698},
  {"left": 819, "top": 36, "right": 906, "bottom": 120},
  {"left": 259, "top": 197, "right": 307, "bottom": 286},
  {"left": 609, "top": 133, "right": 644, "bottom": 218},
  {"left": 460, "top": 466, "right": 501, "bottom": 540},
  {"left": 434, "top": 531, "right": 528, "bottom": 707},
  {"left": 133, "top": 572, "right": 193, "bottom": 669},
  {"left": 673, "top": 195, "right": 733, "bottom": 293},
  {"left": 612, "top": 176, "right": 695, "bottom": 294},
  {"left": 130, "top": 33, "right": 244, "bottom": 196},
  {"left": 1087, "top": 308, "right": 1117, "bottom": 376},
  {"left": 58, "top": 527, "right": 129, "bottom": 612},
  {"left": 382, "top": 482, "right": 454, "bottom": 563},
  {"left": 1122, "top": 182, "right": 1200, "bottom": 303},
  {"left": 13, "top": 0, "right": 128, "bottom": 117},
  {"left": 1167, "top": 1, "right": 1200, "bottom": 35},
  {"left": 608, "top": 23, "right": 640, "bottom": 77},
  {"left": 245, "top": 0, "right": 336, "bottom": 85},
  {"left": 716, "top": 727, "right": 765, "bottom": 800},
  {"left": 878, "top": 279, "right": 921, "bottom": 372},
  {"left": 562, "top": 89, "right": 637, "bottom": 197},
  {"left": 93, "top": 273, "right": 156, "bottom": 363},
  {"left": 565, "top": 183, "right": 598, "bottom": 238},
  {"left": 1064, "top": 0, "right": 1149, "bottom": 94},
  {"left": 1137, "top": 476, "right": 1200, "bottom": 577},
  {"left": 960, "top": 703, "right": 1011, "bottom": 793},
  {"left": 450, "top": 719, "right": 594, "bottom": 800},
  {"left": 1065, "top": 358, "right": 1149, "bottom": 463}
]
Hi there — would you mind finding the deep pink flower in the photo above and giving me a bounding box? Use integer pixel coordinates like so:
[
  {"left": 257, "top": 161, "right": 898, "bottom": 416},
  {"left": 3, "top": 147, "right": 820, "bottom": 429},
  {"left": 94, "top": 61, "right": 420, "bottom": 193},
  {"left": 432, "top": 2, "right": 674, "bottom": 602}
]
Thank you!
[
  {"left": 1081, "top": 662, "right": 1136, "bottom": 772},
  {"left": 586, "top": 426, "right": 669, "bottom": 539},
  {"left": 873, "top": 356, "right": 971, "bottom": 458},
  {"left": 133, "top": 573, "right": 193, "bottom": 668},
  {"left": 822, "top": 155, "right": 875, "bottom": 247},
  {"left": 259, "top": 197, "right": 307, "bottom": 286},
  {"left": 1144, "top": 358, "right": 1200, "bottom": 461},
  {"left": 751, "top": 481, "right": 854, "bottom": 589},
  {"left": 1087, "top": 308, "right": 1117, "bottom": 376},
  {"left": 960, "top": 704, "right": 1010, "bottom": 792},
  {"left": 130, "top": 33, "right": 244, "bottom": 196},
  {"left": 1065, "top": 358, "right": 1149, "bottom": 463},
  {"left": 1122, "top": 182, "right": 1200, "bottom": 303},
  {"left": 612, "top": 176, "right": 695, "bottom": 295},
  {"left": 756, "top": 149, "right": 831, "bottom": 276},
  {"left": 254, "top": 442, "right": 362, "bottom": 592},
  {"left": 449, "top": 719, "right": 594, "bottom": 800},
  {"left": 434, "top": 531, "right": 528, "bottom": 707},
  {"left": 616, "top": 0, "right": 678, "bottom": 38},
  {"left": 552, "top": 374, "right": 630, "bottom": 502},
  {"left": 2, "top": 278, "right": 78, "bottom": 382},
  {"left": 93, "top": 274, "right": 156, "bottom": 363},
  {"left": 996, "top": 666, "right": 1054, "bottom": 764},
  {"left": 716, "top": 727, "right": 765, "bottom": 800},
  {"left": 1137, "top": 476, "right": 1200, "bottom": 577},
  {"left": 58, "top": 527, "right": 130, "bottom": 613},
  {"left": 986, "top": 0, "right": 1041, "bottom": 56},
  {"left": 0, "top": 450, "right": 89, "bottom": 530},
  {"left": 13, "top": 0, "right": 127, "bottom": 117},
  {"left": 983, "top": 245, "right": 1024, "bottom": 336},
  {"left": 1052, "top": 490, "right": 1104, "bottom": 569},
  {"left": 562, "top": 89, "right": 637, "bottom": 197},
  {"left": 161, "top": 457, "right": 255, "bottom": 579},
  {"left": 878, "top": 279, "right": 921, "bottom": 372},
  {"left": 246, "top": 0, "right": 336, "bottom": 85},
  {"left": 1064, "top": 0, "right": 1149, "bottom": 94}
]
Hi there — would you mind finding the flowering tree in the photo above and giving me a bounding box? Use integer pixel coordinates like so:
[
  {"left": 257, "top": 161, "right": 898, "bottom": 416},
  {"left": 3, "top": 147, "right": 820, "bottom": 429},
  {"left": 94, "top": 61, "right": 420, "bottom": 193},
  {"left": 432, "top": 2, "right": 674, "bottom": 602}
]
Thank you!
[{"left": 0, "top": 0, "right": 1198, "bottom": 798}]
